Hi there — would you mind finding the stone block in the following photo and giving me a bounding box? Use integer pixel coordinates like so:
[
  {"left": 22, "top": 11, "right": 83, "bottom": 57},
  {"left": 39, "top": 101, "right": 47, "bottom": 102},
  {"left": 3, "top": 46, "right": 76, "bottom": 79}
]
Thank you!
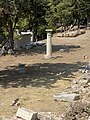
[
  {"left": 16, "top": 107, "right": 37, "bottom": 120},
  {"left": 18, "top": 63, "right": 26, "bottom": 73},
  {"left": 53, "top": 93, "right": 80, "bottom": 102}
]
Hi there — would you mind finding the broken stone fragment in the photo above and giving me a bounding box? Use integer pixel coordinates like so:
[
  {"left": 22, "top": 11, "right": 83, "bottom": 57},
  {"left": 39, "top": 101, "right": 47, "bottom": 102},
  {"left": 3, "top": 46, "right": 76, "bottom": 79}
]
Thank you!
[
  {"left": 8, "top": 49, "right": 14, "bottom": 55},
  {"left": 11, "top": 98, "right": 19, "bottom": 106},
  {"left": 81, "top": 74, "right": 90, "bottom": 79},
  {"left": 72, "top": 79, "right": 78, "bottom": 84},
  {"left": 37, "top": 112, "right": 63, "bottom": 120},
  {"left": 53, "top": 93, "right": 80, "bottom": 102},
  {"left": 82, "top": 92, "right": 90, "bottom": 104},
  {"left": 16, "top": 107, "right": 37, "bottom": 120},
  {"left": 77, "top": 78, "right": 89, "bottom": 85}
]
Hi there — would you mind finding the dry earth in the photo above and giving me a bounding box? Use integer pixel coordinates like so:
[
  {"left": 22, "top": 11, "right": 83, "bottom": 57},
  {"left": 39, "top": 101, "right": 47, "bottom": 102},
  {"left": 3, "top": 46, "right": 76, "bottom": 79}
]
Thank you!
[{"left": 0, "top": 30, "right": 90, "bottom": 118}]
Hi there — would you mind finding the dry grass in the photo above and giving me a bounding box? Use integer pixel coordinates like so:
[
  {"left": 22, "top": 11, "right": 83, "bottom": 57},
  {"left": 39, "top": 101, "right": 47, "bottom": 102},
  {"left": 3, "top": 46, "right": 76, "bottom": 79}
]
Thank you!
[{"left": 0, "top": 30, "right": 90, "bottom": 118}]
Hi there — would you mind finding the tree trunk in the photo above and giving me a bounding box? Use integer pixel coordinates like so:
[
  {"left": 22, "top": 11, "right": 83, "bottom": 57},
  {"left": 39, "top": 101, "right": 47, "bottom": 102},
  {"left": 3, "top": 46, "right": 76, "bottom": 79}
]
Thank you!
[
  {"left": 33, "top": 0, "right": 38, "bottom": 42},
  {"left": 33, "top": 23, "right": 38, "bottom": 42},
  {"left": 33, "top": 11, "right": 38, "bottom": 42},
  {"left": 9, "top": 19, "right": 14, "bottom": 50},
  {"left": 77, "top": 18, "right": 80, "bottom": 29}
]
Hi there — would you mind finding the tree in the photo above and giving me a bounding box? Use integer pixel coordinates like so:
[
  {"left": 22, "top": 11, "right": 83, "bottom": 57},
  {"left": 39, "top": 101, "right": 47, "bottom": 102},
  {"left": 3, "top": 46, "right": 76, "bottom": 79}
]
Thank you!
[
  {"left": 56, "top": 0, "right": 90, "bottom": 29},
  {"left": 45, "top": 0, "right": 61, "bottom": 30},
  {"left": 0, "top": 0, "right": 49, "bottom": 45},
  {"left": 0, "top": 0, "right": 90, "bottom": 49},
  {"left": 0, "top": 0, "right": 21, "bottom": 49},
  {"left": 57, "top": 0, "right": 73, "bottom": 31},
  {"left": 25, "top": 0, "right": 49, "bottom": 41}
]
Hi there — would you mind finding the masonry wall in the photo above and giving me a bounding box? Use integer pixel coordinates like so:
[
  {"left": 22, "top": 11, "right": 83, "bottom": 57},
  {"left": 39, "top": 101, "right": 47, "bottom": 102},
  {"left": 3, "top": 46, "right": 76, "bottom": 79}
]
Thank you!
[{"left": 14, "top": 34, "right": 31, "bottom": 50}]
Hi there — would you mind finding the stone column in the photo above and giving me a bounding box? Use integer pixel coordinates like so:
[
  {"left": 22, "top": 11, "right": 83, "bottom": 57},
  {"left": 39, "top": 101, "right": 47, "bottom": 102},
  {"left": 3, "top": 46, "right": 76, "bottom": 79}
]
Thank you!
[{"left": 45, "top": 29, "right": 53, "bottom": 59}]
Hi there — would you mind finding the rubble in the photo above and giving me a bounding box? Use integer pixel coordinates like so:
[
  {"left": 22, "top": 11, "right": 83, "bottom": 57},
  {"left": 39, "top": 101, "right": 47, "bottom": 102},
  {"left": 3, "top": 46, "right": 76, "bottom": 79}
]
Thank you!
[
  {"left": 57, "top": 29, "right": 86, "bottom": 37},
  {"left": 38, "top": 112, "right": 63, "bottom": 120},
  {"left": 1, "top": 64, "right": 90, "bottom": 120}
]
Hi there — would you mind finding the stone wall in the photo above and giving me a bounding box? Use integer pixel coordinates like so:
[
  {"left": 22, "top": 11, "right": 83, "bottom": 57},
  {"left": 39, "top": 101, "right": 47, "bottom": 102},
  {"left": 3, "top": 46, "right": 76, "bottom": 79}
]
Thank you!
[{"left": 14, "top": 34, "right": 31, "bottom": 50}]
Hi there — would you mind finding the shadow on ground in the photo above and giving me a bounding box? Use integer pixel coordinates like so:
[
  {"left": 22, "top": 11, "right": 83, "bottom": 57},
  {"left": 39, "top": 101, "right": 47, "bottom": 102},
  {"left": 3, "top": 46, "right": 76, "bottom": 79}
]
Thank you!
[
  {"left": 52, "top": 45, "right": 80, "bottom": 53},
  {"left": 0, "top": 61, "right": 85, "bottom": 89},
  {"left": 15, "top": 44, "right": 80, "bottom": 56}
]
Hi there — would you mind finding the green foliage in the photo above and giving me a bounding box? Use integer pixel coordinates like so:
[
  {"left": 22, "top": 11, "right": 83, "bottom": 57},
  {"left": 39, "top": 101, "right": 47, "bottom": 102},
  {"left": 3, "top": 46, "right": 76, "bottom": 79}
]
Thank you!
[
  {"left": 17, "top": 18, "right": 29, "bottom": 31},
  {"left": 0, "top": 0, "right": 90, "bottom": 46},
  {"left": 56, "top": 0, "right": 90, "bottom": 29},
  {"left": 45, "top": 1, "right": 59, "bottom": 30}
]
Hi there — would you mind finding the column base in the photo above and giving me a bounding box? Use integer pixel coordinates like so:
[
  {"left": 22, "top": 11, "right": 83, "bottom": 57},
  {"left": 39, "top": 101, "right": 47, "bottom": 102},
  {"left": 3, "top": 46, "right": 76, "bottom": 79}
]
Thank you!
[{"left": 45, "top": 55, "right": 52, "bottom": 59}]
